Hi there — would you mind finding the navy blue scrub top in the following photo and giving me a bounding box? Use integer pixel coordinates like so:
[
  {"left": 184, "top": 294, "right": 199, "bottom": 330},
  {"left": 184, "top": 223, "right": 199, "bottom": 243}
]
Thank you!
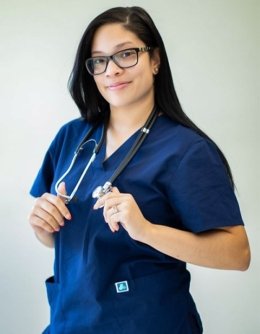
[{"left": 30, "top": 115, "right": 244, "bottom": 334}]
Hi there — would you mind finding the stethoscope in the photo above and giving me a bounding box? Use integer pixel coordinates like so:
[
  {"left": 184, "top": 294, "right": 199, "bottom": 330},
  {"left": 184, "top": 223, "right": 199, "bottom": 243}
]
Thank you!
[{"left": 55, "top": 106, "right": 158, "bottom": 204}]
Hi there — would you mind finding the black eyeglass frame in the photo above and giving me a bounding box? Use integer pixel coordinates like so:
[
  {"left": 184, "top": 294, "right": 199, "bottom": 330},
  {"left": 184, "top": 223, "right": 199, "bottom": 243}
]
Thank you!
[{"left": 85, "top": 46, "right": 152, "bottom": 76}]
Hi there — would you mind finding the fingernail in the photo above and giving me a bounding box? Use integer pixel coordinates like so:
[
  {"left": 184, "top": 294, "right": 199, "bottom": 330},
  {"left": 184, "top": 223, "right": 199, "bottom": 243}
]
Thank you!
[
  {"left": 65, "top": 213, "right": 72, "bottom": 220},
  {"left": 93, "top": 203, "right": 104, "bottom": 210}
]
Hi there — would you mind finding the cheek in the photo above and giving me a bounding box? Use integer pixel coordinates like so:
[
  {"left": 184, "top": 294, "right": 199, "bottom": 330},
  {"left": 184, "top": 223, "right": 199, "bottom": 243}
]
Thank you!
[{"left": 138, "top": 68, "right": 154, "bottom": 87}]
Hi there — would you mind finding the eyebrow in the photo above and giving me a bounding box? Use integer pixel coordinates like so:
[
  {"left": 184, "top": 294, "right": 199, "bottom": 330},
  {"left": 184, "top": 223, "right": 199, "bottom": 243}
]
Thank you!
[{"left": 91, "top": 42, "right": 135, "bottom": 56}]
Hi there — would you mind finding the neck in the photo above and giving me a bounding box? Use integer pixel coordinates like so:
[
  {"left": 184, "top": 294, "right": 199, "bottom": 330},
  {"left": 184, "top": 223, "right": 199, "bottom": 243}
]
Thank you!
[
  {"left": 108, "top": 101, "right": 155, "bottom": 135},
  {"left": 104, "top": 100, "right": 155, "bottom": 160}
]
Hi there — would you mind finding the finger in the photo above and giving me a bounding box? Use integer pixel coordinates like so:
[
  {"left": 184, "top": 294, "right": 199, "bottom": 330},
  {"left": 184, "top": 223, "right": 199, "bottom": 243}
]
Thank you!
[
  {"left": 41, "top": 194, "right": 71, "bottom": 222},
  {"left": 103, "top": 204, "right": 121, "bottom": 232},
  {"left": 107, "top": 210, "right": 121, "bottom": 232},
  {"left": 57, "top": 182, "right": 72, "bottom": 219},
  {"left": 103, "top": 198, "right": 122, "bottom": 222},
  {"left": 106, "top": 205, "right": 119, "bottom": 220},
  {"left": 111, "top": 187, "right": 120, "bottom": 194},
  {"left": 31, "top": 203, "right": 63, "bottom": 231},
  {"left": 93, "top": 187, "right": 121, "bottom": 209},
  {"left": 108, "top": 221, "right": 120, "bottom": 233},
  {"left": 29, "top": 214, "right": 57, "bottom": 233},
  {"left": 94, "top": 194, "right": 122, "bottom": 210},
  {"left": 107, "top": 214, "right": 120, "bottom": 233},
  {"left": 42, "top": 183, "right": 71, "bottom": 221},
  {"left": 57, "top": 181, "right": 67, "bottom": 201},
  {"left": 33, "top": 197, "right": 65, "bottom": 228},
  {"left": 93, "top": 194, "right": 109, "bottom": 210}
]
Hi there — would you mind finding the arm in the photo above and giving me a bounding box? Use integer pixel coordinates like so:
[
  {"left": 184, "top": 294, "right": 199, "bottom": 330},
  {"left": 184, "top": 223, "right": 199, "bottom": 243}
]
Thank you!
[
  {"left": 33, "top": 228, "right": 55, "bottom": 248},
  {"left": 140, "top": 223, "right": 250, "bottom": 271},
  {"left": 94, "top": 188, "right": 251, "bottom": 271}
]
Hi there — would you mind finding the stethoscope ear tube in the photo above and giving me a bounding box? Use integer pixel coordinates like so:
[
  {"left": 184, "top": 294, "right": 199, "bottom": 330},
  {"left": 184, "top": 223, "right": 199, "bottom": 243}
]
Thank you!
[
  {"left": 75, "top": 121, "right": 105, "bottom": 155},
  {"left": 56, "top": 150, "right": 97, "bottom": 203},
  {"left": 55, "top": 122, "right": 106, "bottom": 203}
]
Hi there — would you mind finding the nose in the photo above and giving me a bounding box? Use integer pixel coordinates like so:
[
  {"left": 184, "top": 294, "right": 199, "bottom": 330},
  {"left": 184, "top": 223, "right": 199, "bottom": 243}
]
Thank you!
[{"left": 105, "top": 58, "right": 122, "bottom": 76}]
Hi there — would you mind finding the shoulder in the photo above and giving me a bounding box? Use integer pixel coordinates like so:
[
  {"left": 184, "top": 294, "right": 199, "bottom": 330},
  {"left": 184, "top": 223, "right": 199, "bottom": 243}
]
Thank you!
[
  {"left": 148, "top": 115, "right": 227, "bottom": 178},
  {"left": 57, "top": 117, "right": 90, "bottom": 137},
  {"left": 153, "top": 115, "right": 214, "bottom": 157},
  {"left": 47, "top": 117, "right": 92, "bottom": 159},
  {"left": 53, "top": 117, "right": 91, "bottom": 144},
  {"left": 155, "top": 115, "right": 202, "bottom": 141}
]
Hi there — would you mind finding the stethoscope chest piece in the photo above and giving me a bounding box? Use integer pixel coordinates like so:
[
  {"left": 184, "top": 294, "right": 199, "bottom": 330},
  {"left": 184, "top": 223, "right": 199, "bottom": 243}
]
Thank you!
[
  {"left": 92, "top": 186, "right": 104, "bottom": 199},
  {"left": 92, "top": 181, "right": 112, "bottom": 199}
]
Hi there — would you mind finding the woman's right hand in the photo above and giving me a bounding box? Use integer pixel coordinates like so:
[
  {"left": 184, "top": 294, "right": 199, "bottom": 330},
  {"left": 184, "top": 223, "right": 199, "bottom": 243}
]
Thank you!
[{"left": 28, "top": 182, "right": 71, "bottom": 246}]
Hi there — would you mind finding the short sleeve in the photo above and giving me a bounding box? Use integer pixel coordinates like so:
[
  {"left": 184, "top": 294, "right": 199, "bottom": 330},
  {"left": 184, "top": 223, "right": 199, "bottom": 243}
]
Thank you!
[
  {"left": 29, "top": 124, "right": 67, "bottom": 197},
  {"left": 30, "top": 143, "right": 56, "bottom": 197},
  {"left": 29, "top": 117, "right": 91, "bottom": 198},
  {"left": 168, "top": 140, "right": 244, "bottom": 233}
]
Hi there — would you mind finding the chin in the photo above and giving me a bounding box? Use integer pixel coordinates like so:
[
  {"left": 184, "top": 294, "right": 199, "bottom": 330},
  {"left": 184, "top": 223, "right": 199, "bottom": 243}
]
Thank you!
[{"left": 106, "top": 98, "right": 133, "bottom": 109}]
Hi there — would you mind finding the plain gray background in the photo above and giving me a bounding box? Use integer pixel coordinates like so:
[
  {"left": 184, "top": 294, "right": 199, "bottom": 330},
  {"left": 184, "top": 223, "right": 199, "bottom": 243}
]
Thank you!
[{"left": 0, "top": 0, "right": 259, "bottom": 333}]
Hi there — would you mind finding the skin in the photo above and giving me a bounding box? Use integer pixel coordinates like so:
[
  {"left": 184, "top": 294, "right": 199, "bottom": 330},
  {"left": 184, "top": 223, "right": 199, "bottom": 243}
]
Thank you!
[
  {"left": 28, "top": 23, "right": 250, "bottom": 270},
  {"left": 93, "top": 187, "right": 250, "bottom": 270},
  {"left": 29, "top": 182, "right": 70, "bottom": 248}
]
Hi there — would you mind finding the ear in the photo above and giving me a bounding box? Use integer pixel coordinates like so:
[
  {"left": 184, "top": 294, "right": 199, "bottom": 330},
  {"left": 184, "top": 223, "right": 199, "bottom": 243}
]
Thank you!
[{"left": 151, "top": 48, "right": 160, "bottom": 75}]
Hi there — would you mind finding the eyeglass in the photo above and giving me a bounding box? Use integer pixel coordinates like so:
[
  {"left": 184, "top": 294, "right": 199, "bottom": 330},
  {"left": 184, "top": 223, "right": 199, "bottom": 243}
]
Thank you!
[{"left": 85, "top": 46, "right": 152, "bottom": 75}]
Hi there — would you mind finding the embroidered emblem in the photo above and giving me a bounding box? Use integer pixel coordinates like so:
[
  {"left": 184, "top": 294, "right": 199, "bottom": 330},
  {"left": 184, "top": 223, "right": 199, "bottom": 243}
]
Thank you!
[{"left": 115, "top": 281, "right": 129, "bottom": 293}]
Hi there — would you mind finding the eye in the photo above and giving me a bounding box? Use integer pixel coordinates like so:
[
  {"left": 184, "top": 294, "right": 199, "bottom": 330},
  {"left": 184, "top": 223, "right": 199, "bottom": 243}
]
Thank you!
[
  {"left": 118, "top": 49, "right": 136, "bottom": 59},
  {"left": 93, "top": 57, "right": 106, "bottom": 65}
]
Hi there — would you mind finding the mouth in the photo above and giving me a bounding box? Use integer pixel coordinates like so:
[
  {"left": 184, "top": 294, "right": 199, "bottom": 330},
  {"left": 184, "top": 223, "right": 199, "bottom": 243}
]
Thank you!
[{"left": 107, "top": 81, "right": 131, "bottom": 90}]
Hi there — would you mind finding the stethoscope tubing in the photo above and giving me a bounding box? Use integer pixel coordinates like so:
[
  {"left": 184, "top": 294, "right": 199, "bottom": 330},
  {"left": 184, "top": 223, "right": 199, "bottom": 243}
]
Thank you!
[
  {"left": 55, "top": 139, "right": 97, "bottom": 203},
  {"left": 92, "top": 106, "right": 158, "bottom": 198},
  {"left": 106, "top": 107, "right": 158, "bottom": 186},
  {"left": 55, "top": 106, "right": 158, "bottom": 202}
]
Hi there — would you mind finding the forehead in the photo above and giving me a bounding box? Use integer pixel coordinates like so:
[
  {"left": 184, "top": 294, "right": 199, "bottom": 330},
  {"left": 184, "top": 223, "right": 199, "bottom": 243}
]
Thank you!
[{"left": 91, "top": 23, "right": 142, "bottom": 54}]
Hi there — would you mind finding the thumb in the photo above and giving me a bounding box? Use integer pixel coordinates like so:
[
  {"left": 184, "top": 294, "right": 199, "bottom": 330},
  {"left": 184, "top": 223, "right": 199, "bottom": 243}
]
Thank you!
[
  {"left": 57, "top": 181, "right": 67, "bottom": 201},
  {"left": 111, "top": 186, "right": 120, "bottom": 194},
  {"left": 57, "top": 181, "right": 72, "bottom": 219}
]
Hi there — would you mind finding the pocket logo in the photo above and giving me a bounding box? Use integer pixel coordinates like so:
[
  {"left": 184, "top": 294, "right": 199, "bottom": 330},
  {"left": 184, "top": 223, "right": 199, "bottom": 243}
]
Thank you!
[{"left": 115, "top": 281, "right": 129, "bottom": 293}]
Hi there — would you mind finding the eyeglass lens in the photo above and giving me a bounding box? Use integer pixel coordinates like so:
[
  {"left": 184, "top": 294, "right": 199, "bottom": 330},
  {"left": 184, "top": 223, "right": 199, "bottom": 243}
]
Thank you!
[{"left": 86, "top": 47, "right": 150, "bottom": 75}]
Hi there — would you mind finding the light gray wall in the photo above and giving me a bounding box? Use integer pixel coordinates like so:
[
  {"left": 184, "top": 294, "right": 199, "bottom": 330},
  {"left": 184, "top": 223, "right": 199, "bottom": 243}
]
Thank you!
[{"left": 0, "top": 0, "right": 259, "bottom": 333}]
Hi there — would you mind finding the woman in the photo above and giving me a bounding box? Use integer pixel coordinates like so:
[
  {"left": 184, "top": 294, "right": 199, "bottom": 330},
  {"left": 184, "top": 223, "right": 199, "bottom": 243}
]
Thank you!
[{"left": 29, "top": 6, "right": 250, "bottom": 334}]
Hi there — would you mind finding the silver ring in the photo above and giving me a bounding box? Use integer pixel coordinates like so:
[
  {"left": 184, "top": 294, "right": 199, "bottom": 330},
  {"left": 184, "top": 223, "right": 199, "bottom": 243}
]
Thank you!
[{"left": 112, "top": 206, "right": 118, "bottom": 214}]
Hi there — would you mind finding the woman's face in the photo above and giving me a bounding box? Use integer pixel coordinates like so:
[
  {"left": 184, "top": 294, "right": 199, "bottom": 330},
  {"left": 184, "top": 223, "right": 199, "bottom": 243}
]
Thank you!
[{"left": 90, "top": 23, "right": 159, "bottom": 111}]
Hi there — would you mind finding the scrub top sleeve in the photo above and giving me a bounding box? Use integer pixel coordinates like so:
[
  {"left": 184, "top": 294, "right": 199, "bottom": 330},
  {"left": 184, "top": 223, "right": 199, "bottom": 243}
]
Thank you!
[
  {"left": 29, "top": 126, "right": 65, "bottom": 198},
  {"left": 168, "top": 140, "right": 244, "bottom": 233},
  {"left": 30, "top": 149, "right": 55, "bottom": 197}
]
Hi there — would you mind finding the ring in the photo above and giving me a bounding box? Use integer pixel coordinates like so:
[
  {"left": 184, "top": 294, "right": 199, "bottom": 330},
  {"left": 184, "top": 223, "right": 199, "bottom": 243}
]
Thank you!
[{"left": 112, "top": 206, "right": 118, "bottom": 214}]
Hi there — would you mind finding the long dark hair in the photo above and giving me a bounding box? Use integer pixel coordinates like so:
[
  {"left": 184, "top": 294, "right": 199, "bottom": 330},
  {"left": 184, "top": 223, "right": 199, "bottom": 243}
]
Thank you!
[{"left": 68, "top": 6, "right": 234, "bottom": 188}]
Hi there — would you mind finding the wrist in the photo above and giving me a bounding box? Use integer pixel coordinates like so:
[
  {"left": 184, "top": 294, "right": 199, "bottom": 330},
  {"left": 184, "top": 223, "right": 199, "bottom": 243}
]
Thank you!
[
  {"left": 136, "top": 219, "right": 155, "bottom": 244},
  {"left": 34, "top": 229, "right": 54, "bottom": 248}
]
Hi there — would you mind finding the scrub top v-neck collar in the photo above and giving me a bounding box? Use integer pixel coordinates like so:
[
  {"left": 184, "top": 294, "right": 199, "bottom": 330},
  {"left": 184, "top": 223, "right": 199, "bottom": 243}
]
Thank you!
[{"left": 93, "top": 126, "right": 142, "bottom": 172}]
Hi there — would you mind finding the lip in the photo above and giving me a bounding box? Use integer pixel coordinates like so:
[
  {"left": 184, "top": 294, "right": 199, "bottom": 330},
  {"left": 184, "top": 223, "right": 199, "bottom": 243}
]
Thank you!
[{"left": 107, "top": 81, "right": 131, "bottom": 90}]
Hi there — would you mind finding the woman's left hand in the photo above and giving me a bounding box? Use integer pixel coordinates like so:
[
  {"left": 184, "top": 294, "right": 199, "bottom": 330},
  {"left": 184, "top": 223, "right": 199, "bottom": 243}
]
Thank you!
[
  {"left": 93, "top": 188, "right": 250, "bottom": 271},
  {"left": 93, "top": 187, "right": 150, "bottom": 240}
]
